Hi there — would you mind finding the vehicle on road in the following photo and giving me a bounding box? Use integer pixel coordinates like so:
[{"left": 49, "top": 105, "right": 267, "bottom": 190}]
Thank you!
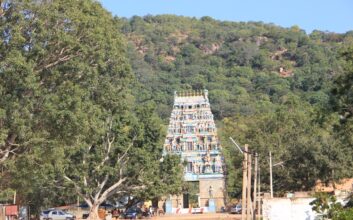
[
  {"left": 230, "top": 204, "right": 242, "bottom": 214},
  {"left": 40, "top": 209, "right": 75, "bottom": 220},
  {"left": 121, "top": 208, "right": 142, "bottom": 219},
  {"left": 40, "top": 210, "right": 50, "bottom": 220}
]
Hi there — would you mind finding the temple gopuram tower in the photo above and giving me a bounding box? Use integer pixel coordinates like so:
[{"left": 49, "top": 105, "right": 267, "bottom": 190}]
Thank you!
[{"left": 164, "top": 90, "right": 225, "bottom": 212}]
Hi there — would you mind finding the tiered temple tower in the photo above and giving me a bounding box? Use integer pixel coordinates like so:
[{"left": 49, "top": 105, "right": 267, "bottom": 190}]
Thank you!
[{"left": 164, "top": 90, "right": 225, "bottom": 212}]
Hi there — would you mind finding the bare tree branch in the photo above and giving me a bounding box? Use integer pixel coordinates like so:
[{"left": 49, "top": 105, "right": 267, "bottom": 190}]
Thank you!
[
  {"left": 43, "top": 54, "right": 74, "bottom": 69},
  {"left": 97, "top": 177, "right": 127, "bottom": 204},
  {"left": 0, "top": 147, "right": 10, "bottom": 163},
  {"left": 0, "top": 134, "right": 18, "bottom": 163},
  {"left": 64, "top": 175, "right": 92, "bottom": 207},
  {"left": 84, "top": 176, "right": 88, "bottom": 187},
  {"left": 106, "top": 185, "right": 146, "bottom": 200},
  {"left": 94, "top": 174, "right": 109, "bottom": 201},
  {"left": 117, "top": 140, "right": 135, "bottom": 164},
  {"left": 97, "top": 135, "right": 114, "bottom": 171}
]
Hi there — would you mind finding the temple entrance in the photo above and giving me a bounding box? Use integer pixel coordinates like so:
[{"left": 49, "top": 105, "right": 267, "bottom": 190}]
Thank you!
[
  {"left": 182, "top": 193, "right": 189, "bottom": 208},
  {"left": 183, "top": 181, "right": 199, "bottom": 208},
  {"left": 182, "top": 193, "right": 199, "bottom": 208}
]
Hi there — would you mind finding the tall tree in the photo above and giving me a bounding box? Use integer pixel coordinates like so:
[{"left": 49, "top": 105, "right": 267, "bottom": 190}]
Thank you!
[
  {"left": 329, "top": 45, "right": 353, "bottom": 179},
  {"left": 332, "top": 45, "right": 353, "bottom": 124},
  {"left": 221, "top": 96, "right": 339, "bottom": 195},
  {"left": 0, "top": 0, "right": 130, "bottom": 163},
  {"left": 0, "top": 0, "right": 183, "bottom": 218}
]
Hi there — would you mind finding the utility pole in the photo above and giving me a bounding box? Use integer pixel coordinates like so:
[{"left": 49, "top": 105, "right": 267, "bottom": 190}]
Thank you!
[
  {"left": 0, "top": 1, "right": 3, "bottom": 17},
  {"left": 258, "top": 165, "right": 261, "bottom": 215},
  {"left": 269, "top": 151, "right": 273, "bottom": 199},
  {"left": 253, "top": 153, "right": 258, "bottom": 220},
  {"left": 246, "top": 151, "right": 252, "bottom": 220},
  {"left": 229, "top": 139, "right": 257, "bottom": 220},
  {"left": 13, "top": 191, "right": 16, "bottom": 204},
  {"left": 241, "top": 144, "right": 248, "bottom": 220}
]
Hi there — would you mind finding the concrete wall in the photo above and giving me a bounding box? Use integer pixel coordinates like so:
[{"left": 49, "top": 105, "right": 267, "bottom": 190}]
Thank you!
[{"left": 262, "top": 198, "right": 318, "bottom": 220}]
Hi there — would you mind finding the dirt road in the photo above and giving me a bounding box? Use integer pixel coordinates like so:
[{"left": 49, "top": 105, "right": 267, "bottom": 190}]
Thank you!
[{"left": 151, "top": 213, "right": 241, "bottom": 220}]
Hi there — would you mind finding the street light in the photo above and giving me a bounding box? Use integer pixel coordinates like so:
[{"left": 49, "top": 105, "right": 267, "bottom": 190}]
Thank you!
[
  {"left": 229, "top": 137, "right": 244, "bottom": 154},
  {"left": 269, "top": 151, "right": 284, "bottom": 198}
]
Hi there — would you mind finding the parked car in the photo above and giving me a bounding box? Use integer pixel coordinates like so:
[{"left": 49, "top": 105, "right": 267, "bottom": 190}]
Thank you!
[
  {"left": 230, "top": 204, "right": 242, "bottom": 214},
  {"left": 40, "top": 210, "right": 50, "bottom": 220},
  {"left": 41, "top": 209, "right": 75, "bottom": 220},
  {"left": 121, "top": 207, "right": 142, "bottom": 219}
]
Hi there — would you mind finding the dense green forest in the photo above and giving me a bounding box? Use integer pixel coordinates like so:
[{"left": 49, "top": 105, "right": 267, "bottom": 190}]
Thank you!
[
  {"left": 0, "top": 0, "right": 352, "bottom": 216},
  {"left": 118, "top": 15, "right": 353, "bottom": 196}
]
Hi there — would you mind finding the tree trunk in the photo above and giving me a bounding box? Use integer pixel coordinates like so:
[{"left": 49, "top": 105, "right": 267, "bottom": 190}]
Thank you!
[{"left": 87, "top": 204, "right": 100, "bottom": 220}]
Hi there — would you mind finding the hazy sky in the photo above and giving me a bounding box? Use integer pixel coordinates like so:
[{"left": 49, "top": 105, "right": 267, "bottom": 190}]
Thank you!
[{"left": 100, "top": 0, "right": 353, "bottom": 34}]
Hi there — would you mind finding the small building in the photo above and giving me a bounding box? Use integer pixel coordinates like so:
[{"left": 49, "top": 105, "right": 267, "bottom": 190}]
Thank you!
[
  {"left": 163, "top": 90, "right": 225, "bottom": 213},
  {"left": 315, "top": 178, "right": 353, "bottom": 198}
]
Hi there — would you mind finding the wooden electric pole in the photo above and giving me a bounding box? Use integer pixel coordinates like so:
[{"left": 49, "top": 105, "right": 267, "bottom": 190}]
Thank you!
[
  {"left": 0, "top": 0, "right": 3, "bottom": 17},
  {"left": 253, "top": 153, "right": 258, "bottom": 220},
  {"left": 229, "top": 139, "right": 258, "bottom": 220},
  {"left": 258, "top": 165, "right": 261, "bottom": 215},
  {"left": 269, "top": 151, "right": 273, "bottom": 198},
  {"left": 241, "top": 144, "right": 248, "bottom": 220},
  {"left": 246, "top": 151, "right": 252, "bottom": 220}
]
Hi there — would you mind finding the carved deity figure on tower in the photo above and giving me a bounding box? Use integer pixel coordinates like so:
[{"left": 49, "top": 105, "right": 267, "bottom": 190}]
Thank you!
[
  {"left": 215, "top": 155, "right": 223, "bottom": 173},
  {"left": 203, "top": 151, "right": 213, "bottom": 173},
  {"left": 193, "top": 161, "right": 199, "bottom": 174}
]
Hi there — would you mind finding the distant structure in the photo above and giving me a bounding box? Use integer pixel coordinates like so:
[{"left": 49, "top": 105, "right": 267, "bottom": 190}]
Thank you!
[{"left": 163, "top": 90, "right": 225, "bottom": 212}]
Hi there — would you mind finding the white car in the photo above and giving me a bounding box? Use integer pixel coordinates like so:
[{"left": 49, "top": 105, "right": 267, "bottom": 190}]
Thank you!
[
  {"left": 230, "top": 204, "right": 242, "bottom": 214},
  {"left": 41, "top": 210, "right": 75, "bottom": 220}
]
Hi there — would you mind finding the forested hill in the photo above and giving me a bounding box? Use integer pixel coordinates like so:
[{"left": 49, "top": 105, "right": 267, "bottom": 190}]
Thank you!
[
  {"left": 119, "top": 15, "right": 351, "bottom": 120},
  {"left": 118, "top": 15, "right": 353, "bottom": 195}
]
